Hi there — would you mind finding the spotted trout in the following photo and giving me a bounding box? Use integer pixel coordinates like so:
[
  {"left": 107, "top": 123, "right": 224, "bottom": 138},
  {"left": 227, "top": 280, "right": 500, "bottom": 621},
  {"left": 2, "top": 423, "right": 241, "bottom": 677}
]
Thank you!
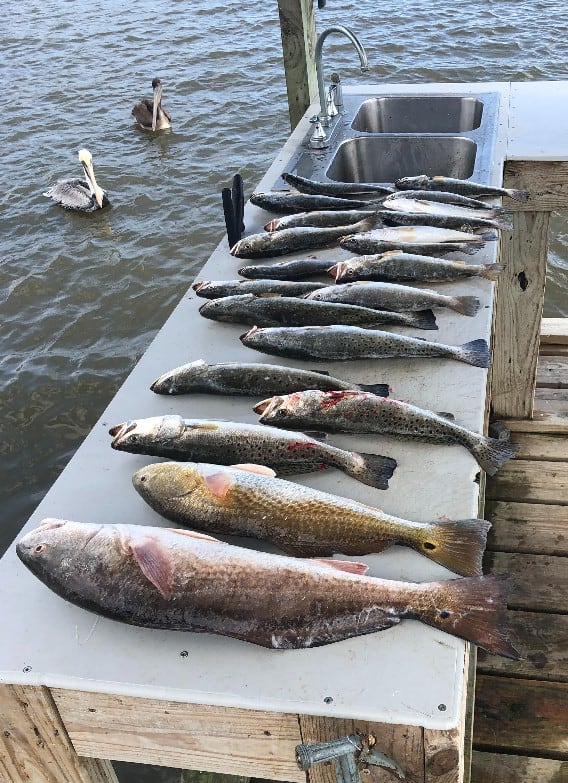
[
  {"left": 192, "top": 279, "right": 324, "bottom": 299},
  {"left": 381, "top": 198, "right": 513, "bottom": 231},
  {"left": 394, "top": 175, "right": 529, "bottom": 202},
  {"left": 264, "top": 210, "right": 377, "bottom": 232},
  {"left": 240, "top": 325, "right": 490, "bottom": 366},
  {"left": 254, "top": 390, "right": 518, "bottom": 476},
  {"left": 150, "top": 360, "right": 390, "bottom": 398},
  {"left": 109, "top": 416, "right": 396, "bottom": 489},
  {"left": 330, "top": 252, "right": 504, "bottom": 284},
  {"left": 339, "top": 225, "right": 492, "bottom": 256},
  {"left": 281, "top": 172, "right": 394, "bottom": 197},
  {"left": 238, "top": 257, "right": 337, "bottom": 280},
  {"left": 250, "top": 192, "right": 374, "bottom": 214},
  {"left": 132, "top": 461, "right": 490, "bottom": 576},
  {"left": 16, "top": 518, "right": 520, "bottom": 656}
]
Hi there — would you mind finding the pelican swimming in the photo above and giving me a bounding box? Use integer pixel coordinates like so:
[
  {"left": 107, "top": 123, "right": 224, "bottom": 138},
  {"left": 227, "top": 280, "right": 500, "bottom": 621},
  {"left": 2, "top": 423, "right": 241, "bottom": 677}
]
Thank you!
[
  {"left": 132, "top": 77, "right": 172, "bottom": 131},
  {"left": 43, "top": 149, "right": 109, "bottom": 212}
]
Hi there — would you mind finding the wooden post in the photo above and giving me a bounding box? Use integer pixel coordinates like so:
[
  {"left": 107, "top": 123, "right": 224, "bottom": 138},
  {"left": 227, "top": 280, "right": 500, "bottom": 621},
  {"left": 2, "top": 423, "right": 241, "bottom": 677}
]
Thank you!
[
  {"left": 277, "top": 0, "right": 318, "bottom": 129},
  {"left": 0, "top": 684, "right": 117, "bottom": 783}
]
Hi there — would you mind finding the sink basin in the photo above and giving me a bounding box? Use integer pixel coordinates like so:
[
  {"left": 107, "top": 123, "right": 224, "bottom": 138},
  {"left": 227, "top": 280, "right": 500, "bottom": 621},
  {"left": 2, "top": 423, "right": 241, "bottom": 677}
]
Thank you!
[
  {"left": 351, "top": 97, "right": 483, "bottom": 133},
  {"left": 326, "top": 136, "right": 477, "bottom": 183}
]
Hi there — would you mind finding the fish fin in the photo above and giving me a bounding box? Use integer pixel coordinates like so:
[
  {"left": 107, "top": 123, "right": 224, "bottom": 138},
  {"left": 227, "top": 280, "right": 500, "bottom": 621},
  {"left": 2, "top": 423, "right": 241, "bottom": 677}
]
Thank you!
[
  {"left": 312, "top": 369, "right": 330, "bottom": 376},
  {"left": 471, "top": 436, "right": 518, "bottom": 476},
  {"left": 253, "top": 613, "right": 400, "bottom": 649},
  {"left": 477, "top": 230, "right": 499, "bottom": 241},
  {"left": 357, "top": 382, "right": 390, "bottom": 397},
  {"left": 436, "top": 412, "right": 456, "bottom": 421},
  {"left": 344, "top": 452, "right": 397, "bottom": 490},
  {"left": 312, "top": 558, "right": 370, "bottom": 575},
  {"left": 480, "top": 263, "right": 505, "bottom": 281},
  {"left": 418, "top": 518, "right": 491, "bottom": 576},
  {"left": 449, "top": 296, "right": 481, "bottom": 317},
  {"left": 462, "top": 242, "right": 485, "bottom": 255},
  {"left": 492, "top": 213, "right": 514, "bottom": 231},
  {"left": 202, "top": 468, "right": 235, "bottom": 498},
  {"left": 301, "top": 431, "right": 329, "bottom": 440},
  {"left": 506, "top": 188, "right": 529, "bottom": 202},
  {"left": 421, "top": 574, "right": 521, "bottom": 660},
  {"left": 231, "top": 463, "right": 278, "bottom": 477},
  {"left": 128, "top": 537, "right": 173, "bottom": 600},
  {"left": 407, "top": 308, "right": 438, "bottom": 330},
  {"left": 457, "top": 338, "right": 491, "bottom": 368},
  {"left": 165, "top": 528, "right": 221, "bottom": 543}
]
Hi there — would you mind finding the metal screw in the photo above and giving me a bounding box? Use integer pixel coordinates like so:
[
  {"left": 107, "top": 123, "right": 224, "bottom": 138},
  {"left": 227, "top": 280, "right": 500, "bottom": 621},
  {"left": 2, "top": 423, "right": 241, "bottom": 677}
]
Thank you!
[
  {"left": 324, "top": 696, "right": 334, "bottom": 704},
  {"left": 438, "top": 703, "right": 447, "bottom": 712}
]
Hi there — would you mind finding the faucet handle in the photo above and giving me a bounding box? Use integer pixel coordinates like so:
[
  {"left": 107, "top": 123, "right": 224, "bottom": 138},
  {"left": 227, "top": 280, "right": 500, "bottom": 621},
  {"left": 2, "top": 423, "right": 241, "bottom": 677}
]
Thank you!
[{"left": 326, "top": 85, "right": 339, "bottom": 117}]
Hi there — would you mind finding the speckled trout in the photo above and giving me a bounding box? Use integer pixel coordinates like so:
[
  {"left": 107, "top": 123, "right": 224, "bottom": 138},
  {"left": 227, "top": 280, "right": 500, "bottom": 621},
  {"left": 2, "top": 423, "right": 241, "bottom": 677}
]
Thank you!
[
  {"left": 192, "top": 279, "right": 324, "bottom": 299},
  {"left": 240, "top": 325, "right": 490, "bottom": 367},
  {"left": 339, "top": 225, "right": 494, "bottom": 257},
  {"left": 330, "top": 252, "right": 504, "bottom": 284},
  {"left": 150, "top": 359, "right": 390, "bottom": 398},
  {"left": 250, "top": 191, "right": 375, "bottom": 214},
  {"left": 132, "top": 461, "right": 491, "bottom": 576},
  {"left": 254, "top": 390, "right": 518, "bottom": 476},
  {"left": 16, "top": 519, "right": 520, "bottom": 656},
  {"left": 238, "top": 257, "right": 337, "bottom": 280},
  {"left": 394, "top": 175, "right": 529, "bottom": 202},
  {"left": 109, "top": 416, "right": 396, "bottom": 489},
  {"left": 281, "top": 172, "right": 394, "bottom": 197}
]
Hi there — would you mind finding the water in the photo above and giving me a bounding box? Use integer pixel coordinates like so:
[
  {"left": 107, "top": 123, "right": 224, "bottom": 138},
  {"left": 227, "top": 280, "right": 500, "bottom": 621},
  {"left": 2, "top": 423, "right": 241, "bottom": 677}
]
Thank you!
[{"left": 1, "top": 3, "right": 567, "bottom": 778}]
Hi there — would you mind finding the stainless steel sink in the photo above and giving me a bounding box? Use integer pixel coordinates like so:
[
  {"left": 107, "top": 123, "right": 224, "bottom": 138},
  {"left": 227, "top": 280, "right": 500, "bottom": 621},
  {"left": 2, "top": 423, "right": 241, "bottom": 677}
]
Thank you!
[
  {"left": 351, "top": 96, "right": 483, "bottom": 133},
  {"left": 326, "top": 136, "right": 477, "bottom": 183}
]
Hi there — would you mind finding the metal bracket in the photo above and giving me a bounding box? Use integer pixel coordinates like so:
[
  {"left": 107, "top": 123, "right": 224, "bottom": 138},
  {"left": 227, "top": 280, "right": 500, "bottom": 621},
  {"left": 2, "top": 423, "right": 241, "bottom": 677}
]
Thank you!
[{"left": 296, "top": 734, "right": 405, "bottom": 782}]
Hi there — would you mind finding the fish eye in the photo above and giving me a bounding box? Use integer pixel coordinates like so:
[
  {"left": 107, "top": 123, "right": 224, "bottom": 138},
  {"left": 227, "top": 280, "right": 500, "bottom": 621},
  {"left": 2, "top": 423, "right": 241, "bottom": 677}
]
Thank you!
[
  {"left": 34, "top": 543, "right": 46, "bottom": 554},
  {"left": 346, "top": 269, "right": 355, "bottom": 277}
]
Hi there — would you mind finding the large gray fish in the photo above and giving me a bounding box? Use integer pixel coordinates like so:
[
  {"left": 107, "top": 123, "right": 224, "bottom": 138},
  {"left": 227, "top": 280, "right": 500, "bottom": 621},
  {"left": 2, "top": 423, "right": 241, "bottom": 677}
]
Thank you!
[
  {"left": 150, "top": 359, "right": 390, "bottom": 398},
  {"left": 16, "top": 518, "right": 520, "bottom": 656},
  {"left": 250, "top": 191, "right": 374, "bottom": 214},
  {"left": 240, "top": 325, "right": 490, "bottom": 367},
  {"left": 199, "top": 294, "right": 438, "bottom": 330},
  {"left": 254, "top": 390, "right": 518, "bottom": 476},
  {"left": 230, "top": 216, "right": 377, "bottom": 259},
  {"left": 109, "top": 415, "right": 396, "bottom": 489},
  {"left": 330, "top": 252, "right": 504, "bottom": 284},
  {"left": 305, "top": 281, "right": 481, "bottom": 317},
  {"left": 281, "top": 172, "right": 394, "bottom": 197},
  {"left": 386, "top": 190, "right": 496, "bottom": 209},
  {"left": 192, "top": 279, "right": 324, "bottom": 299},
  {"left": 380, "top": 198, "right": 512, "bottom": 231},
  {"left": 131, "top": 461, "right": 488, "bottom": 576},
  {"left": 238, "top": 257, "right": 336, "bottom": 280},
  {"left": 339, "top": 225, "right": 492, "bottom": 256},
  {"left": 265, "top": 209, "right": 377, "bottom": 232},
  {"left": 394, "top": 175, "right": 529, "bottom": 202}
]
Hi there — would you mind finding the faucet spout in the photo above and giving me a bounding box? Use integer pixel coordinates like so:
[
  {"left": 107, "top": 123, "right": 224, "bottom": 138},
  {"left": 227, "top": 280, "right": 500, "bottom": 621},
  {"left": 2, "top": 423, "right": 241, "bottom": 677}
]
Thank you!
[{"left": 315, "top": 25, "right": 368, "bottom": 125}]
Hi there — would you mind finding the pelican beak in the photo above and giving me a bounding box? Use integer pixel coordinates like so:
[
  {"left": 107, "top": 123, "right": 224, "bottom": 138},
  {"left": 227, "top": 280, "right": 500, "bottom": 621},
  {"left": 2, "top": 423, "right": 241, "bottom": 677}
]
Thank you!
[
  {"left": 152, "top": 82, "right": 163, "bottom": 131},
  {"left": 81, "top": 157, "right": 104, "bottom": 208}
]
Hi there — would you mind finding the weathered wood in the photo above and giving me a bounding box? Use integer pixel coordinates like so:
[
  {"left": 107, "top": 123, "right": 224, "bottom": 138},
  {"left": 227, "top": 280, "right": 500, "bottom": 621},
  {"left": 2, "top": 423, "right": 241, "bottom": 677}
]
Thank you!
[
  {"left": 537, "top": 356, "right": 568, "bottom": 388},
  {"left": 507, "top": 431, "right": 567, "bottom": 461},
  {"left": 504, "top": 160, "right": 568, "bottom": 211},
  {"left": 540, "top": 317, "right": 568, "bottom": 344},
  {"left": 538, "top": 344, "right": 568, "bottom": 356},
  {"left": 473, "top": 675, "right": 568, "bottom": 757},
  {"left": 485, "top": 459, "right": 568, "bottom": 504},
  {"left": 50, "top": 690, "right": 305, "bottom": 782},
  {"left": 489, "top": 209, "right": 550, "bottom": 419},
  {"left": 532, "top": 392, "right": 568, "bottom": 418},
  {"left": 277, "top": 0, "right": 318, "bottom": 129},
  {"left": 476, "top": 610, "right": 568, "bottom": 682},
  {"left": 0, "top": 684, "right": 118, "bottom": 783},
  {"left": 297, "top": 716, "right": 425, "bottom": 783},
  {"left": 485, "top": 500, "right": 568, "bottom": 555},
  {"left": 501, "top": 410, "right": 568, "bottom": 433},
  {"left": 483, "top": 551, "right": 568, "bottom": 613},
  {"left": 471, "top": 750, "right": 568, "bottom": 783}
]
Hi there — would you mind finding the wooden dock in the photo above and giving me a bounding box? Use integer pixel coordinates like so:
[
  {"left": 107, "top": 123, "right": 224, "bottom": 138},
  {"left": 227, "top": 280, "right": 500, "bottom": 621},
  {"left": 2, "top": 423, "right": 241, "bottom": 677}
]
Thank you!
[{"left": 472, "top": 318, "right": 568, "bottom": 783}]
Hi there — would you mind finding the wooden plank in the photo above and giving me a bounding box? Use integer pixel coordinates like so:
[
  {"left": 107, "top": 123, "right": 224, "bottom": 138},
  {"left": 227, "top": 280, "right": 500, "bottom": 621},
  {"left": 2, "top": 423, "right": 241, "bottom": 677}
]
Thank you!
[
  {"left": 51, "top": 690, "right": 305, "bottom": 782},
  {"left": 483, "top": 551, "right": 568, "bottom": 613},
  {"left": 485, "top": 459, "right": 568, "bottom": 505},
  {"left": 537, "top": 356, "right": 568, "bottom": 388},
  {"left": 485, "top": 500, "right": 568, "bottom": 555},
  {"left": 277, "top": 0, "right": 318, "bottom": 129},
  {"left": 476, "top": 610, "right": 568, "bottom": 682},
  {"left": 507, "top": 431, "right": 567, "bottom": 461},
  {"left": 540, "top": 318, "right": 568, "bottom": 344},
  {"left": 501, "top": 411, "right": 568, "bottom": 433},
  {"left": 490, "top": 210, "right": 550, "bottom": 419},
  {"left": 504, "top": 160, "right": 568, "bottom": 212},
  {"left": 297, "top": 715, "right": 424, "bottom": 783},
  {"left": 473, "top": 675, "right": 568, "bottom": 757},
  {"left": 471, "top": 750, "right": 568, "bottom": 783},
  {"left": 0, "top": 684, "right": 117, "bottom": 783},
  {"left": 538, "top": 344, "right": 568, "bottom": 357}
]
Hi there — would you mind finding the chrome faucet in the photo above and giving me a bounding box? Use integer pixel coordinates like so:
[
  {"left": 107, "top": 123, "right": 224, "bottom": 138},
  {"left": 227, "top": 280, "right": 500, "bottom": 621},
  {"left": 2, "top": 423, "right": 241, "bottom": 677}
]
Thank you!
[{"left": 315, "top": 25, "right": 369, "bottom": 127}]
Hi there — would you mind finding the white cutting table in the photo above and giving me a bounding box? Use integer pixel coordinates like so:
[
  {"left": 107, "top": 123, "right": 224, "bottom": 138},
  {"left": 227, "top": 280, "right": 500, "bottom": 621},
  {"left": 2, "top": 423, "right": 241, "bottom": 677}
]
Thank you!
[{"left": 0, "top": 83, "right": 511, "bottom": 783}]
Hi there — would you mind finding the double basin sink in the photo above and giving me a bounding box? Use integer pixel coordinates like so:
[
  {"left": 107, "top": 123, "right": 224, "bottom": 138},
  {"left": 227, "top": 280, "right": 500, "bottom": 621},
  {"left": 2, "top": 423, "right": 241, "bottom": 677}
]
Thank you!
[{"left": 286, "top": 92, "right": 500, "bottom": 186}]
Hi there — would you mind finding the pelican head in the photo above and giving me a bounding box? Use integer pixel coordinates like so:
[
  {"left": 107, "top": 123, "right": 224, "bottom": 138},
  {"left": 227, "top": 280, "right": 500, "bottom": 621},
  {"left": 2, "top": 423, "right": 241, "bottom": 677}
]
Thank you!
[
  {"left": 78, "top": 148, "right": 104, "bottom": 209},
  {"left": 151, "top": 78, "right": 164, "bottom": 132}
]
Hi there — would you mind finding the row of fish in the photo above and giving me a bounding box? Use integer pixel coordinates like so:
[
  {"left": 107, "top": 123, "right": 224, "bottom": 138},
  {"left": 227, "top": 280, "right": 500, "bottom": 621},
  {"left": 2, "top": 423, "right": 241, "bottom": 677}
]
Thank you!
[{"left": 18, "top": 168, "right": 523, "bottom": 660}]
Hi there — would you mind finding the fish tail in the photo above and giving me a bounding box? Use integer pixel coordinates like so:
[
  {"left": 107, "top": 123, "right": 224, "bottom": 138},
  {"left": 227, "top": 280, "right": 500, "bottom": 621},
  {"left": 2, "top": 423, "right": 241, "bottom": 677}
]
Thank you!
[
  {"left": 462, "top": 242, "right": 485, "bottom": 255},
  {"left": 480, "top": 263, "right": 505, "bottom": 281},
  {"left": 506, "top": 188, "right": 529, "bottom": 202},
  {"left": 449, "top": 295, "right": 481, "bottom": 317},
  {"left": 356, "top": 383, "right": 390, "bottom": 397},
  {"left": 471, "top": 435, "right": 519, "bottom": 476},
  {"left": 417, "top": 518, "right": 491, "bottom": 576},
  {"left": 419, "top": 574, "right": 521, "bottom": 659},
  {"left": 456, "top": 338, "right": 491, "bottom": 367},
  {"left": 477, "top": 230, "right": 499, "bottom": 241},
  {"left": 344, "top": 451, "right": 397, "bottom": 490},
  {"left": 492, "top": 213, "right": 514, "bottom": 230},
  {"left": 407, "top": 308, "right": 438, "bottom": 330}
]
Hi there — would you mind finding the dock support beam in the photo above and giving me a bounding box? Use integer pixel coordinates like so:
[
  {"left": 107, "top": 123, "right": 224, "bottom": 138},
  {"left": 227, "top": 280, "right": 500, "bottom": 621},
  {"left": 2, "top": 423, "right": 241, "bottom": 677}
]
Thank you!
[{"left": 277, "top": 0, "right": 318, "bottom": 130}]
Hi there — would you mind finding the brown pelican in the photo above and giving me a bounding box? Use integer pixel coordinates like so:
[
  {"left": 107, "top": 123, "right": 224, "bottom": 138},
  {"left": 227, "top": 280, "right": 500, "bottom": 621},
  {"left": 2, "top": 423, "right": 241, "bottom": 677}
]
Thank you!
[
  {"left": 132, "top": 77, "right": 172, "bottom": 131},
  {"left": 43, "top": 149, "right": 109, "bottom": 212}
]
